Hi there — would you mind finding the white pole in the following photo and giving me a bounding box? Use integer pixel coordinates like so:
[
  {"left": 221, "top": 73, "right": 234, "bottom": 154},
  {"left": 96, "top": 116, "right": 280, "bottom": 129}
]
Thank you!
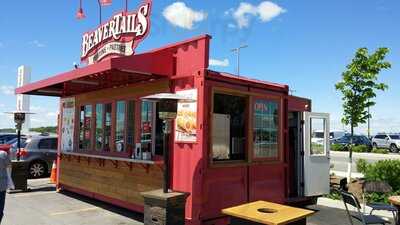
[{"left": 16, "top": 65, "right": 31, "bottom": 134}]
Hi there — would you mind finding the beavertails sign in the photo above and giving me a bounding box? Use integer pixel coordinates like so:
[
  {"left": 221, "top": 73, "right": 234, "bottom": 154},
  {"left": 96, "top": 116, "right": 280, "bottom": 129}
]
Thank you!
[{"left": 81, "top": 1, "right": 151, "bottom": 64}]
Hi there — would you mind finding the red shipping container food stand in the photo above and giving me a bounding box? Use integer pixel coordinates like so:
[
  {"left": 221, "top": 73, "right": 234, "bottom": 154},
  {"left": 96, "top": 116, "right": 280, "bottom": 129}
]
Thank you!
[{"left": 15, "top": 2, "right": 331, "bottom": 224}]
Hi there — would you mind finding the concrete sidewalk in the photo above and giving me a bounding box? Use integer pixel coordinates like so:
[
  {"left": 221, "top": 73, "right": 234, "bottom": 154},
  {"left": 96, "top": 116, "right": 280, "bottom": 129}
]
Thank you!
[
  {"left": 3, "top": 179, "right": 395, "bottom": 225},
  {"left": 308, "top": 197, "right": 395, "bottom": 225},
  {"left": 3, "top": 179, "right": 143, "bottom": 225}
]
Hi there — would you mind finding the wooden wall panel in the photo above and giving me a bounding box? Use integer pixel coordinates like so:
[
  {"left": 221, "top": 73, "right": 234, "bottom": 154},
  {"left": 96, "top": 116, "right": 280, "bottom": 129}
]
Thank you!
[{"left": 59, "top": 157, "right": 163, "bottom": 206}]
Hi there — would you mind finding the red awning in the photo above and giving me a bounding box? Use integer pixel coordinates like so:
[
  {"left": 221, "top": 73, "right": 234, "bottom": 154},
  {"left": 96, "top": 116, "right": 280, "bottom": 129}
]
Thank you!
[{"left": 15, "top": 50, "right": 175, "bottom": 97}]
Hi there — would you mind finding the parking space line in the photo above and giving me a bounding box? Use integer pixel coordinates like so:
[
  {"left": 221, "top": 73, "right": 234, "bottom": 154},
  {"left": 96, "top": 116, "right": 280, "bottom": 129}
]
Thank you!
[
  {"left": 50, "top": 207, "right": 99, "bottom": 216},
  {"left": 11, "top": 191, "right": 57, "bottom": 198}
]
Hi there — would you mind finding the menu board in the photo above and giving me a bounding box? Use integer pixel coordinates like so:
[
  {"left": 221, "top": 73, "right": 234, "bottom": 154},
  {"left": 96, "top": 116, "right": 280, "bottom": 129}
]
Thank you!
[
  {"left": 175, "top": 89, "right": 197, "bottom": 143},
  {"left": 61, "top": 98, "right": 75, "bottom": 152}
]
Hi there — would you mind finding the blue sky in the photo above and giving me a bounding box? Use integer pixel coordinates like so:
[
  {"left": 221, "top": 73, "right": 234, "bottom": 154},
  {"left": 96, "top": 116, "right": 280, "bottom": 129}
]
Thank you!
[{"left": 0, "top": 0, "right": 399, "bottom": 134}]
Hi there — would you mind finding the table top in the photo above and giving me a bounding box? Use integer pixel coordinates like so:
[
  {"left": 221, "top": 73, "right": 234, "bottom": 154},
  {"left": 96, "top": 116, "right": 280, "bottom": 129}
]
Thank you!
[
  {"left": 389, "top": 196, "right": 400, "bottom": 205},
  {"left": 222, "top": 201, "right": 315, "bottom": 225}
]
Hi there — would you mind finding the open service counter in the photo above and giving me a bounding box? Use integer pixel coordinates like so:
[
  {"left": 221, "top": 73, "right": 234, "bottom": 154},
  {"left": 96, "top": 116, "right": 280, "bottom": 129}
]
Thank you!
[{"left": 16, "top": 33, "right": 331, "bottom": 225}]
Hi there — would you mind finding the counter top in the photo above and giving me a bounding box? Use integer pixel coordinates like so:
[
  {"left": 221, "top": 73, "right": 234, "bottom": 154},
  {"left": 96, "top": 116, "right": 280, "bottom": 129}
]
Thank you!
[{"left": 61, "top": 152, "right": 162, "bottom": 165}]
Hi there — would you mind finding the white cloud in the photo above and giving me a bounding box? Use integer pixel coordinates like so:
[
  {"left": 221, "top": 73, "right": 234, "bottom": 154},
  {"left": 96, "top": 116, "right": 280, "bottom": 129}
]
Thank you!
[
  {"left": 209, "top": 58, "right": 230, "bottom": 67},
  {"left": 46, "top": 112, "right": 58, "bottom": 117},
  {"left": 29, "top": 40, "right": 46, "bottom": 48},
  {"left": 228, "top": 23, "right": 236, "bottom": 29},
  {"left": 29, "top": 106, "right": 58, "bottom": 127},
  {"left": 163, "top": 2, "right": 207, "bottom": 29},
  {"left": 31, "top": 106, "right": 45, "bottom": 112},
  {"left": 331, "top": 117, "right": 400, "bottom": 135},
  {"left": 0, "top": 85, "right": 15, "bottom": 95},
  {"left": 230, "top": 1, "right": 286, "bottom": 28}
]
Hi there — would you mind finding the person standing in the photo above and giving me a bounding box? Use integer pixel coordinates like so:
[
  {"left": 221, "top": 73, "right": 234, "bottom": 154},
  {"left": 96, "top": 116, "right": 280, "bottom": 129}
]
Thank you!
[{"left": 0, "top": 150, "right": 11, "bottom": 223}]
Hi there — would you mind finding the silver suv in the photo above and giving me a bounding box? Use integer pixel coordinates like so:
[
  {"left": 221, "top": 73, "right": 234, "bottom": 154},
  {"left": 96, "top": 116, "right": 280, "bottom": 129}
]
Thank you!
[
  {"left": 10, "top": 136, "right": 58, "bottom": 178},
  {"left": 372, "top": 134, "right": 400, "bottom": 153}
]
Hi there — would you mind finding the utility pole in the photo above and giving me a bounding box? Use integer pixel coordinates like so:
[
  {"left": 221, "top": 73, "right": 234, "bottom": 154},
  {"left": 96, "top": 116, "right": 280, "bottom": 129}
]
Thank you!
[{"left": 231, "top": 45, "right": 248, "bottom": 76}]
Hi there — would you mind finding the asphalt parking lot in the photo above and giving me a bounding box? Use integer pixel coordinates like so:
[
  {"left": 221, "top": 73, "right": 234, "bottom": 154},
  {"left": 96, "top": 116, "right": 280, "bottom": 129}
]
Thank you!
[{"left": 3, "top": 179, "right": 143, "bottom": 225}]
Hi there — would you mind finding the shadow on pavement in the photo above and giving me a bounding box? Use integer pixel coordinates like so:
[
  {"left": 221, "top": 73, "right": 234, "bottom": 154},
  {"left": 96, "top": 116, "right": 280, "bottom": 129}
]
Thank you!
[
  {"left": 59, "top": 190, "right": 144, "bottom": 223},
  {"left": 307, "top": 205, "right": 351, "bottom": 225}
]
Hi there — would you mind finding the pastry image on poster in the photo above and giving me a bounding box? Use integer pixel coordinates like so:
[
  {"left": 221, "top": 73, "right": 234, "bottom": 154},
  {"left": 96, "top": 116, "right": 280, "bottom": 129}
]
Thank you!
[
  {"left": 175, "top": 89, "right": 197, "bottom": 143},
  {"left": 61, "top": 98, "right": 75, "bottom": 152}
]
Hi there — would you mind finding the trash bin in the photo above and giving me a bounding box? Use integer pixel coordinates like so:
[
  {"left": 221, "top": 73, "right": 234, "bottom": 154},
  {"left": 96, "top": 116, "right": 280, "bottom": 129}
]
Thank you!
[
  {"left": 141, "top": 189, "right": 189, "bottom": 225},
  {"left": 11, "top": 161, "right": 28, "bottom": 191}
]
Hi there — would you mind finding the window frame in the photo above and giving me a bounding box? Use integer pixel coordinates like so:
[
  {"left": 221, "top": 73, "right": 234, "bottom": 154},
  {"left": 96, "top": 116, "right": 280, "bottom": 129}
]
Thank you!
[
  {"left": 140, "top": 101, "right": 156, "bottom": 157},
  {"left": 309, "top": 117, "right": 328, "bottom": 156},
  {"left": 77, "top": 104, "right": 94, "bottom": 151},
  {"left": 94, "top": 103, "right": 106, "bottom": 151},
  {"left": 209, "top": 88, "right": 250, "bottom": 165},
  {"left": 250, "top": 96, "right": 282, "bottom": 162},
  {"left": 114, "top": 100, "right": 128, "bottom": 153},
  {"left": 74, "top": 99, "right": 136, "bottom": 158}
]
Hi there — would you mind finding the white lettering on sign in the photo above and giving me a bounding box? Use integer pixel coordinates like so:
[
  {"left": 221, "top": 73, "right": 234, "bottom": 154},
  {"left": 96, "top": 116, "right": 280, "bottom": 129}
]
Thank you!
[{"left": 81, "top": 2, "right": 151, "bottom": 64}]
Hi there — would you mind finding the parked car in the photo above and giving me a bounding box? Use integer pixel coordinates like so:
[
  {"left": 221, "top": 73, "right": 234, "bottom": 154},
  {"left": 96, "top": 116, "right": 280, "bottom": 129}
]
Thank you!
[
  {"left": 0, "top": 137, "right": 28, "bottom": 152},
  {"left": 312, "top": 130, "right": 346, "bottom": 144},
  {"left": 0, "top": 133, "right": 22, "bottom": 144},
  {"left": 331, "top": 134, "right": 373, "bottom": 151},
  {"left": 10, "top": 136, "right": 58, "bottom": 178},
  {"left": 372, "top": 134, "right": 400, "bottom": 153}
]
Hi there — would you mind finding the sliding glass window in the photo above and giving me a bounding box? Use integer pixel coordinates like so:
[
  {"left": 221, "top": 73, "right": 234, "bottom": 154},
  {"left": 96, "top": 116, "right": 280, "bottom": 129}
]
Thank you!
[
  {"left": 79, "top": 105, "right": 92, "bottom": 150},
  {"left": 141, "top": 101, "right": 153, "bottom": 154},
  {"left": 95, "top": 104, "right": 104, "bottom": 151},
  {"left": 126, "top": 100, "right": 135, "bottom": 152},
  {"left": 104, "top": 103, "right": 112, "bottom": 151},
  {"left": 115, "top": 101, "right": 126, "bottom": 152}
]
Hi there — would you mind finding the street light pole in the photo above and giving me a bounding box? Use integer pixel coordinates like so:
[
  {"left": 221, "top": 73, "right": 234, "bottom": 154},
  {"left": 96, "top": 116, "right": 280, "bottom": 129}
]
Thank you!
[
  {"left": 231, "top": 45, "right": 248, "bottom": 77},
  {"left": 97, "top": 0, "right": 102, "bottom": 25}
]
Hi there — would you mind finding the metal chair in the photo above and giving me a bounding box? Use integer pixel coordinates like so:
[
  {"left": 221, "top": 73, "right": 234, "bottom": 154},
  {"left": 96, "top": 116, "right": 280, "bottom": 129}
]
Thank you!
[
  {"left": 341, "top": 190, "right": 389, "bottom": 225},
  {"left": 363, "top": 181, "right": 398, "bottom": 222}
]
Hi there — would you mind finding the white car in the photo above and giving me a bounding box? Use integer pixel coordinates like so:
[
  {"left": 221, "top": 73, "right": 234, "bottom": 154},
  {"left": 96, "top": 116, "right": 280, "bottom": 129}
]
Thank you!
[{"left": 372, "top": 134, "right": 400, "bottom": 153}]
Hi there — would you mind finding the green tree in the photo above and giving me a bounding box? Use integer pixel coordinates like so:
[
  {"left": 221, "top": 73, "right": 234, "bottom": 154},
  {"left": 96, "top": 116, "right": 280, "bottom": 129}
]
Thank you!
[{"left": 335, "top": 47, "right": 391, "bottom": 182}]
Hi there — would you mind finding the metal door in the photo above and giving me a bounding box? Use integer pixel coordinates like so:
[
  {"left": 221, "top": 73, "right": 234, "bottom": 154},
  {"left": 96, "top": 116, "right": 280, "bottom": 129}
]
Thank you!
[{"left": 303, "top": 112, "right": 330, "bottom": 196}]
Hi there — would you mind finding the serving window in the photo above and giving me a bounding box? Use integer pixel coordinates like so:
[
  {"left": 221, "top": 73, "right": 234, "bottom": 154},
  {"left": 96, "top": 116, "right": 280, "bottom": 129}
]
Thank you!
[
  {"left": 212, "top": 93, "right": 247, "bottom": 162},
  {"left": 94, "top": 103, "right": 112, "bottom": 151},
  {"left": 140, "top": 101, "right": 164, "bottom": 157},
  {"left": 210, "top": 90, "right": 282, "bottom": 164},
  {"left": 74, "top": 98, "right": 165, "bottom": 159}
]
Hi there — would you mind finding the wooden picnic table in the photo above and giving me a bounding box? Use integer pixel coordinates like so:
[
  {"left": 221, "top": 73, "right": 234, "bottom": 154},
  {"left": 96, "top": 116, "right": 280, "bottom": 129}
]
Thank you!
[
  {"left": 222, "top": 201, "right": 315, "bottom": 225},
  {"left": 388, "top": 196, "right": 400, "bottom": 225}
]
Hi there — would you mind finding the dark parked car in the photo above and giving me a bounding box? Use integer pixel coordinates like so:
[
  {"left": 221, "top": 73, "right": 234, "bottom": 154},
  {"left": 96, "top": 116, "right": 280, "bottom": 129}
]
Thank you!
[
  {"left": 331, "top": 134, "right": 372, "bottom": 151},
  {"left": 0, "top": 133, "right": 20, "bottom": 144},
  {"left": 0, "top": 137, "right": 28, "bottom": 152},
  {"left": 10, "top": 136, "right": 58, "bottom": 178}
]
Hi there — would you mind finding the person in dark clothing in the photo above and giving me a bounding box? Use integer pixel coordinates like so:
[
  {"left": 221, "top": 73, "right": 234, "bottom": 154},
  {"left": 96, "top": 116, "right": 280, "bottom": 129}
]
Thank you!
[{"left": 0, "top": 150, "right": 11, "bottom": 223}]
